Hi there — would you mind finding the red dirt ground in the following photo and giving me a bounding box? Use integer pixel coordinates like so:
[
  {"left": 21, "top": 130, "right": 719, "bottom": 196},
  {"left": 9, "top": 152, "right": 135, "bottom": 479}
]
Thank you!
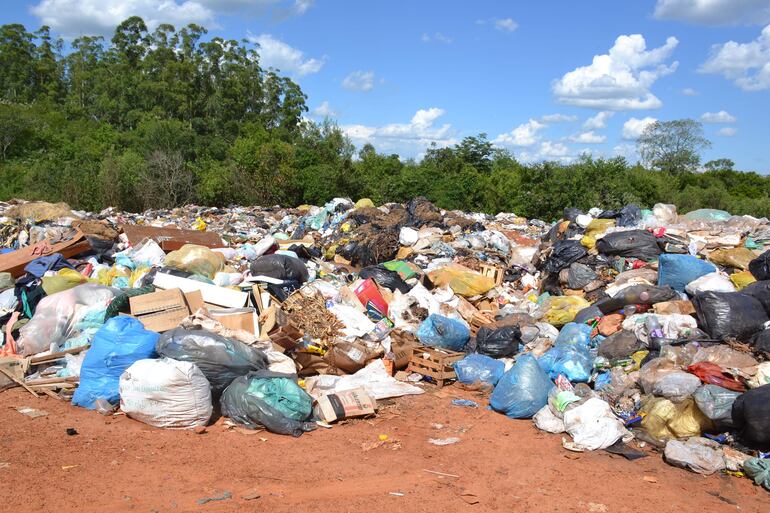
[{"left": 1, "top": 385, "right": 768, "bottom": 513}]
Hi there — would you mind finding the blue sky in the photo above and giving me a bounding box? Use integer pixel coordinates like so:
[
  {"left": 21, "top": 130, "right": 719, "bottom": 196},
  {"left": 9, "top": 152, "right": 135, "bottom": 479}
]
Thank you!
[{"left": 4, "top": 1, "right": 770, "bottom": 171}]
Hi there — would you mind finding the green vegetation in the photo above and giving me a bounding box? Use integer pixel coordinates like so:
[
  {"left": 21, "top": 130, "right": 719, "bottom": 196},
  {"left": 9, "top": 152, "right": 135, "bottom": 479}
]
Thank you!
[{"left": 1, "top": 18, "right": 769, "bottom": 221}]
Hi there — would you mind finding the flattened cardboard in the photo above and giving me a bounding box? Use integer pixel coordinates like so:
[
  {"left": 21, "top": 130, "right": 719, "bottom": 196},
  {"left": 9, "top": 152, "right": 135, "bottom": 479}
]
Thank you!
[
  {"left": 314, "top": 388, "right": 375, "bottom": 423},
  {"left": 129, "top": 288, "right": 204, "bottom": 332},
  {"left": 153, "top": 272, "right": 248, "bottom": 308},
  {"left": 209, "top": 307, "right": 258, "bottom": 335}
]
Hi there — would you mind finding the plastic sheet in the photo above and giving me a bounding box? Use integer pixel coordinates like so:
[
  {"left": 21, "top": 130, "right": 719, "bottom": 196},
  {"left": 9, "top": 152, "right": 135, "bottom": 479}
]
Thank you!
[
  {"left": 220, "top": 370, "right": 315, "bottom": 437},
  {"left": 490, "top": 354, "right": 553, "bottom": 419},
  {"left": 658, "top": 254, "right": 716, "bottom": 293},
  {"left": 664, "top": 437, "right": 726, "bottom": 475}
]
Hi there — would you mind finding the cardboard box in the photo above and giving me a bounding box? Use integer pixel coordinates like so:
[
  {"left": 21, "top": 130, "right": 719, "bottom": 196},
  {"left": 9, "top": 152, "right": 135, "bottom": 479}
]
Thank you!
[
  {"left": 129, "top": 288, "right": 204, "bottom": 332},
  {"left": 153, "top": 272, "right": 249, "bottom": 308},
  {"left": 314, "top": 388, "right": 376, "bottom": 423},
  {"left": 209, "top": 307, "right": 258, "bottom": 335}
]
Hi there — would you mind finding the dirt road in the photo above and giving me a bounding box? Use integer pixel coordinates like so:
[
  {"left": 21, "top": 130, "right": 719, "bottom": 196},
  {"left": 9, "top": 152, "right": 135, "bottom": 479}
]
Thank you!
[{"left": 1, "top": 386, "right": 767, "bottom": 513}]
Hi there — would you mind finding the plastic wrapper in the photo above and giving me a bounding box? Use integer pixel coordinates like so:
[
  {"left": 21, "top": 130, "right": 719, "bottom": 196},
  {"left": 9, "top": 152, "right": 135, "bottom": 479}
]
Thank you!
[
  {"left": 664, "top": 437, "right": 727, "bottom": 475},
  {"left": 563, "top": 397, "right": 631, "bottom": 451},
  {"left": 164, "top": 244, "right": 225, "bottom": 279},
  {"left": 454, "top": 354, "right": 505, "bottom": 386},
  {"left": 743, "top": 458, "right": 770, "bottom": 491},
  {"left": 692, "top": 291, "right": 768, "bottom": 341},
  {"left": 416, "top": 314, "right": 469, "bottom": 351},
  {"left": 658, "top": 254, "right": 716, "bottom": 293},
  {"left": 119, "top": 358, "right": 212, "bottom": 429},
  {"left": 72, "top": 317, "right": 159, "bottom": 409},
  {"left": 426, "top": 266, "right": 494, "bottom": 297},
  {"left": 539, "top": 296, "right": 590, "bottom": 326},
  {"left": 652, "top": 203, "right": 677, "bottom": 224},
  {"left": 16, "top": 283, "right": 118, "bottom": 356},
  {"left": 690, "top": 345, "right": 758, "bottom": 371},
  {"left": 707, "top": 247, "right": 757, "bottom": 271},
  {"left": 651, "top": 371, "right": 701, "bottom": 402},
  {"left": 249, "top": 253, "right": 309, "bottom": 283},
  {"left": 639, "top": 357, "right": 679, "bottom": 394},
  {"left": 749, "top": 249, "right": 770, "bottom": 281},
  {"left": 692, "top": 384, "right": 741, "bottom": 426},
  {"left": 156, "top": 327, "right": 269, "bottom": 394},
  {"left": 475, "top": 325, "right": 521, "bottom": 358},
  {"left": 490, "top": 354, "right": 553, "bottom": 419},
  {"left": 731, "top": 384, "right": 770, "bottom": 448},
  {"left": 220, "top": 370, "right": 316, "bottom": 437},
  {"left": 683, "top": 209, "right": 730, "bottom": 221},
  {"left": 596, "top": 230, "right": 660, "bottom": 261},
  {"left": 640, "top": 397, "right": 714, "bottom": 441},
  {"left": 684, "top": 272, "right": 736, "bottom": 295}
]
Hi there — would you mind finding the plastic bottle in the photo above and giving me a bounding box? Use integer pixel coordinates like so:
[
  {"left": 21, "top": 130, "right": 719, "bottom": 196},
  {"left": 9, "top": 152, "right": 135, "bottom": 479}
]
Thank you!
[{"left": 94, "top": 397, "right": 116, "bottom": 416}]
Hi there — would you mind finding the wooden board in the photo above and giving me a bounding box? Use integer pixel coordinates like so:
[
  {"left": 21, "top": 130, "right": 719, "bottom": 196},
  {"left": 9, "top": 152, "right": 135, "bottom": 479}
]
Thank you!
[
  {"left": 406, "top": 346, "right": 464, "bottom": 388},
  {"left": 121, "top": 225, "right": 224, "bottom": 250},
  {"left": 0, "top": 229, "right": 90, "bottom": 277}
]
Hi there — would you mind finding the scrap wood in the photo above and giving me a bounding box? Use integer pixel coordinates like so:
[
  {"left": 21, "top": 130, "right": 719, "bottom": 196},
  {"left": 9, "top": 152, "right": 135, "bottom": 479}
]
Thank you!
[
  {"left": 281, "top": 289, "right": 343, "bottom": 342},
  {"left": 0, "top": 366, "right": 39, "bottom": 397},
  {"left": 422, "top": 469, "right": 460, "bottom": 478}
]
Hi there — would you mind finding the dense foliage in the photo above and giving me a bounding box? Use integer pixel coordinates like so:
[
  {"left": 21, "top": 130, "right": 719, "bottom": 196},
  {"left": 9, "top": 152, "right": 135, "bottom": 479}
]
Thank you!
[{"left": 1, "top": 18, "right": 768, "bottom": 221}]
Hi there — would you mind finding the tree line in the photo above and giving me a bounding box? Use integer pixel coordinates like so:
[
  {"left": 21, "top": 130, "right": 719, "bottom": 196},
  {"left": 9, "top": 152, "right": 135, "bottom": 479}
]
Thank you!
[{"left": 0, "top": 17, "right": 768, "bottom": 220}]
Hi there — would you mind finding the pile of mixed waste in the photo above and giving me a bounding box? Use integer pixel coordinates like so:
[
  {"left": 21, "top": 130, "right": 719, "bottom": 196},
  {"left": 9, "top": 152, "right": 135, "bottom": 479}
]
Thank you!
[{"left": 0, "top": 197, "right": 768, "bottom": 491}]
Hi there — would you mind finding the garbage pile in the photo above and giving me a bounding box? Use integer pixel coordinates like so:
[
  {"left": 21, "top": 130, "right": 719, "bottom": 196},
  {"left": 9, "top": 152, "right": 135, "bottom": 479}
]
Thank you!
[{"left": 0, "top": 198, "right": 769, "bottom": 491}]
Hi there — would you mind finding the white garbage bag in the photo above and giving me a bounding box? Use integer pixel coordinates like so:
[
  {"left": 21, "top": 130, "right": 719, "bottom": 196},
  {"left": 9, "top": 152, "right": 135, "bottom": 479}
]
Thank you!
[{"left": 563, "top": 397, "right": 631, "bottom": 451}]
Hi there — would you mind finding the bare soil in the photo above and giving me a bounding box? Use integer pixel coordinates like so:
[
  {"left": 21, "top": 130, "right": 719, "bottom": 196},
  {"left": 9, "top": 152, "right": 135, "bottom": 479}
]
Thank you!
[{"left": 1, "top": 386, "right": 768, "bottom": 513}]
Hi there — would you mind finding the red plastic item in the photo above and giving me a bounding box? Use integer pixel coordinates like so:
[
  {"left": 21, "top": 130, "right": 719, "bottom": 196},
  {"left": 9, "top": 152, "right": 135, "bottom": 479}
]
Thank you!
[
  {"left": 353, "top": 278, "right": 389, "bottom": 316},
  {"left": 687, "top": 362, "right": 746, "bottom": 392}
]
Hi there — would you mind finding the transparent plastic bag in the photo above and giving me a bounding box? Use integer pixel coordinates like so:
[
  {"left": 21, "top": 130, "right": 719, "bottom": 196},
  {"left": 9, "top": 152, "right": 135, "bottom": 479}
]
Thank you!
[{"left": 164, "top": 244, "right": 225, "bottom": 279}]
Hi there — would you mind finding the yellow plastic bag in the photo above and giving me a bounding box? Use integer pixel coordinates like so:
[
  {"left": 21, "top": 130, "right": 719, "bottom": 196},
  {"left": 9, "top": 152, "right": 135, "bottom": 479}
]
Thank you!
[
  {"left": 129, "top": 266, "right": 151, "bottom": 287},
  {"left": 580, "top": 235, "right": 596, "bottom": 250},
  {"left": 41, "top": 268, "right": 87, "bottom": 295},
  {"left": 192, "top": 216, "right": 207, "bottom": 231},
  {"left": 707, "top": 247, "right": 756, "bottom": 270},
  {"left": 540, "top": 296, "right": 590, "bottom": 326},
  {"left": 96, "top": 266, "right": 131, "bottom": 286},
  {"left": 427, "top": 266, "right": 495, "bottom": 297},
  {"left": 640, "top": 397, "right": 713, "bottom": 441},
  {"left": 354, "top": 198, "right": 375, "bottom": 209},
  {"left": 585, "top": 219, "right": 615, "bottom": 239},
  {"left": 164, "top": 244, "right": 225, "bottom": 279},
  {"left": 730, "top": 270, "right": 756, "bottom": 290}
]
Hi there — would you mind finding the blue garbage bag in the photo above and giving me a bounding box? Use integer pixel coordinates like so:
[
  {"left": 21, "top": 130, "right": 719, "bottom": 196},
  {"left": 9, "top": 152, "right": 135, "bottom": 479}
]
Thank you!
[
  {"left": 554, "top": 322, "right": 592, "bottom": 347},
  {"left": 454, "top": 354, "right": 505, "bottom": 386},
  {"left": 72, "top": 317, "right": 158, "bottom": 409},
  {"left": 658, "top": 254, "right": 716, "bottom": 293},
  {"left": 538, "top": 343, "right": 593, "bottom": 383},
  {"left": 490, "top": 354, "right": 553, "bottom": 419},
  {"left": 416, "top": 314, "right": 469, "bottom": 351}
]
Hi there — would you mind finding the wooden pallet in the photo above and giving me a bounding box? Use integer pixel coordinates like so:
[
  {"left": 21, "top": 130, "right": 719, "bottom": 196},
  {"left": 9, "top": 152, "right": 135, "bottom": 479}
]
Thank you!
[
  {"left": 479, "top": 263, "right": 504, "bottom": 286},
  {"left": 406, "top": 346, "right": 465, "bottom": 388},
  {"left": 469, "top": 312, "right": 494, "bottom": 337}
]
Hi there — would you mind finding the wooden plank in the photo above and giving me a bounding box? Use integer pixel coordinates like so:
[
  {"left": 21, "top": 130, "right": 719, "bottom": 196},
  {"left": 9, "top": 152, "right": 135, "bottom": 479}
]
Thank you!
[
  {"left": 29, "top": 345, "right": 88, "bottom": 365},
  {"left": 0, "top": 229, "right": 89, "bottom": 278},
  {"left": 121, "top": 225, "right": 224, "bottom": 249},
  {"left": 0, "top": 366, "right": 39, "bottom": 397}
]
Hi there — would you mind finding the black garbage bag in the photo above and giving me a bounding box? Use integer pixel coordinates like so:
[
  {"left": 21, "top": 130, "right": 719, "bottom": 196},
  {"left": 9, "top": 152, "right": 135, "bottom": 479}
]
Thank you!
[
  {"left": 266, "top": 280, "right": 301, "bottom": 302},
  {"left": 598, "top": 330, "right": 643, "bottom": 359},
  {"left": 692, "top": 291, "right": 769, "bottom": 341},
  {"left": 220, "top": 371, "right": 316, "bottom": 437},
  {"left": 742, "top": 280, "right": 770, "bottom": 315},
  {"left": 597, "top": 209, "right": 618, "bottom": 219},
  {"left": 594, "top": 284, "right": 677, "bottom": 314},
  {"left": 543, "top": 240, "right": 587, "bottom": 273},
  {"left": 574, "top": 305, "right": 604, "bottom": 324},
  {"left": 731, "top": 384, "right": 770, "bottom": 449},
  {"left": 617, "top": 204, "right": 642, "bottom": 227},
  {"left": 563, "top": 207, "right": 583, "bottom": 223},
  {"left": 749, "top": 249, "right": 770, "bottom": 281},
  {"left": 595, "top": 230, "right": 661, "bottom": 261},
  {"left": 287, "top": 244, "right": 321, "bottom": 261},
  {"left": 476, "top": 325, "right": 522, "bottom": 358},
  {"left": 156, "top": 328, "right": 269, "bottom": 393},
  {"left": 359, "top": 265, "right": 411, "bottom": 293},
  {"left": 567, "top": 262, "right": 598, "bottom": 290},
  {"left": 250, "top": 254, "right": 309, "bottom": 283},
  {"left": 751, "top": 330, "right": 770, "bottom": 354}
]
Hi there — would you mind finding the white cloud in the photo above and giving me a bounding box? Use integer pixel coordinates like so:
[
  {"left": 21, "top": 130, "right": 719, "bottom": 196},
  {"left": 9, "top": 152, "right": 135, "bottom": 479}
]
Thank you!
[
  {"left": 341, "top": 108, "right": 456, "bottom": 154},
  {"left": 682, "top": 87, "right": 699, "bottom": 96},
  {"left": 612, "top": 143, "right": 640, "bottom": 161},
  {"left": 312, "top": 101, "right": 335, "bottom": 117},
  {"left": 699, "top": 24, "right": 770, "bottom": 91},
  {"left": 540, "top": 113, "right": 578, "bottom": 122},
  {"left": 583, "top": 111, "right": 614, "bottom": 129},
  {"left": 539, "top": 141, "right": 570, "bottom": 158},
  {"left": 494, "top": 18, "right": 519, "bottom": 32},
  {"left": 291, "top": 0, "right": 314, "bottom": 15},
  {"left": 718, "top": 126, "right": 737, "bottom": 136},
  {"left": 622, "top": 116, "right": 657, "bottom": 140},
  {"left": 493, "top": 119, "right": 547, "bottom": 147},
  {"left": 653, "top": 0, "right": 770, "bottom": 25},
  {"left": 342, "top": 70, "right": 375, "bottom": 91},
  {"left": 569, "top": 131, "right": 607, "bottom": 143},
  {"left": 553, "top": 34, "right": 679, "bottom": 110},
  {"left": 248, "top": 34, "right": 324, "bottom": 77},
  {"left": 421, "top": 32, "right": 453, "bottom": 44},
  {"left": 30, "top": 0, "right": 216, "bottom": 36},
  {"left": 701, "top": 110, "right": 737, "bottom": 123}
]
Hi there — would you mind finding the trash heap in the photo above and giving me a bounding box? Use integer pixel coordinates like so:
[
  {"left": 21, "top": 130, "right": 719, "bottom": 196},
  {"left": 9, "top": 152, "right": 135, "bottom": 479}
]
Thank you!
[{"left": 0, "top": 198, "right": 769, "bottom": 491}]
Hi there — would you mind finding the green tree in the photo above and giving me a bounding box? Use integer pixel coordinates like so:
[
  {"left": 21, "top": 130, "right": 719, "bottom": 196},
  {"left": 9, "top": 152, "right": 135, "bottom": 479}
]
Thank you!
[{"left": 637, "top": 119, "right": 711, "bottom": 174}]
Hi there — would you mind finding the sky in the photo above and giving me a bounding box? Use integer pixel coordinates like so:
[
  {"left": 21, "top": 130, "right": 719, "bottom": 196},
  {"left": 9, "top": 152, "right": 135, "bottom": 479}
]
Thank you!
[{"left": 3, "top": 0, "right": 770, "bottom": 171}]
